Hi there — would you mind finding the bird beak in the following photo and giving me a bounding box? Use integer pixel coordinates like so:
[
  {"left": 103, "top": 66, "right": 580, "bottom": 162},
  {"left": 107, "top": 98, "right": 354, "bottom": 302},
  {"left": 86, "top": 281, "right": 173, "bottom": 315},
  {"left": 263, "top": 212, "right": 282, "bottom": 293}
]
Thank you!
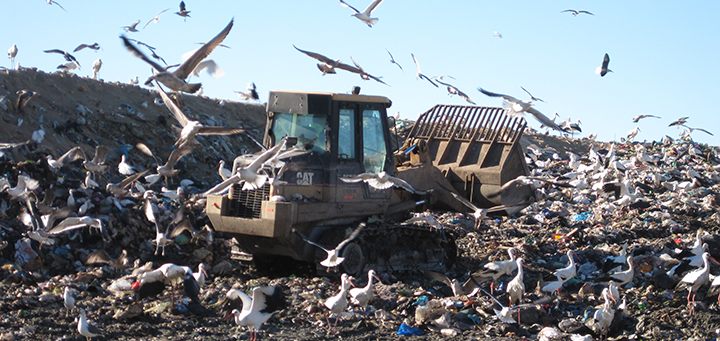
[
  {"left": 373, "top": 275, "right": 383, "bottom": 284},
  {"left": 710, "top": 256, "right": 720, "bottom": 266}
]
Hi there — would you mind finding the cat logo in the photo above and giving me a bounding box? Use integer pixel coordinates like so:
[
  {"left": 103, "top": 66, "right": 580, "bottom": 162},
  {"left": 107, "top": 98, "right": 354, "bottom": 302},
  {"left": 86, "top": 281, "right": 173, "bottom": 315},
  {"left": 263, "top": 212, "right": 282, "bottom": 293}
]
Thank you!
[{"left": 296, "top": 172, "right": 315, "bottom": 185}]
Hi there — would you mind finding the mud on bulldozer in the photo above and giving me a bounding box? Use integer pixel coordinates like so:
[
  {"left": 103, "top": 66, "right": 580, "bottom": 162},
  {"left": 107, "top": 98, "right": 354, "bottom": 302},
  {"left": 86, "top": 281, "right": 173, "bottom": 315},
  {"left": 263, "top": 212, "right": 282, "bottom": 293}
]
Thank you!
[{"left": 205, "top": 89, "right": 531, "bottom": 275}]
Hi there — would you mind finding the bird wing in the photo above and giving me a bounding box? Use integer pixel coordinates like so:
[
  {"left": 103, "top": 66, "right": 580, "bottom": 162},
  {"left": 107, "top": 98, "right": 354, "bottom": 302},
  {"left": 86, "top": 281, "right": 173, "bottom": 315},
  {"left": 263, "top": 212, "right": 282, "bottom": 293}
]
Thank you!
[
  {"left": 135, "top": 143, "right": 159, "bottom": 164},
  {"left": 174, "top": 19, "right": 233, "bottom": 80},
  {"left": 520, "top": 86, "right": 537, "bottom": 100},
  {"left": 411, "top": 53, "right": 421, "bottom": 75},
  {"left": 526, "top": 107, "right": 564, "bottom": 132},
  {"left": 419, "top": 74, "right": 439, "bottom": 87},
  {"left": 335, "top": 60, "right": 363, "bottom": 74},
  {"left": 293, "top": 45, "right": 336, "bottom": 65},
  {"left": 602, "top": 53, "right": 610, "bottom": 69},
  {"left": 18, "top": 175, "right": 39, "bottom": 192},
  {"left": 73, "top": 44, "right": 87, "bottom": 52},
  {"left": 293, "top": 229, "right": 331, "bottom": 253},
  {"left": 579, "top": 10, "right": 594, "bottom": 15},
  {"left": 250, "top": 286, "right": 270, "bottom": 313},
  {"left": 47, "top": 217, "right": 89, "bottom": 234},
  {"left": 694, "top": 127, "right": 714, "bottom": 136},
  {"left": 120, "top": 35, "right": 167, "bottom": 72},
  {"left": 56, "top": 146, "right": 86, "bottom": 166},
  {"left": 43, "top": 49, "right": 66, "bottom": 56},
  {"left": 339, "top": 0, "right": 361, "bottom": 14},
  {"left": 165, "top": 142, "right": 197, "bottom": 169},
  {"left": 202, "top": 174, "right": 242, "bottom": 197},
  {"left": 51, "top": 0, "right": 66, "bottom": 11},
  {"left": 450, "top": 192, "right": 480, "bottom": 212},
  {"left": 156, "top": 84, "right": 190, "bottom": 127},
  {"left": 423, "top": 270, "right": 453, "bottom": 288},
  {"left": 339, "top": 176, "right": 365, "bottom": 183},
  {"left": 117, "top": 170, "right": 149, "bottom": 189},
  {"left": 387, "top": 175, "right": 421, "bottom": 193},
  {"left": 92, "top": 145, "right": 109, "bottom": 164},
  {"left": 196, "top": 126, "right": 246, "bottom": 136},
  {"left": 363, "top": 0, "right": 384, "bottom": 14},
  {"left": 477, "top": 88, "right": 522, "bottom": 104},
  {"left": 560, "top": 9, "right": 576, "bottom": 13},
  {"left": 336, "top": 223, "right": 365, "bottom": 250}
]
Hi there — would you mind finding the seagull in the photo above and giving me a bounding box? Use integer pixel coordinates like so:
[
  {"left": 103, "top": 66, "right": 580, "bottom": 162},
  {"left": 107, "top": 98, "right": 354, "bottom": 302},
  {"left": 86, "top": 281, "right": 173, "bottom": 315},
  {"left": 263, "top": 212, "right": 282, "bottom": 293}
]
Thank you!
[
  {"left": 2, "top": 174, "right": 39, "bottom": 201},
  {"left": 424, "top": 270, "right": 476, "bottom": 297},
  {"left": 324, "top": 273, "right": 352, "bottom": 327},
  {"left": 181, "top": 49, "right": 224, "bottom": 78},
  {"left": 520, "top": 86, "right": 544, "bottom": 102},
  {"left": 231, "top": 286, "right": 286, "bottom": 341},
  {"left": 435, "top": 79, "right": 476, "bottom": 104},
  {"left": 560, "top": 118, "right": 582, "bottom": 135},
  {"left": 339, "top": 0, "right": 384, "bottom": 27},
  {"left": 91, "top": 58, "right": 102, "bottom": 80},
  {"left": 202, "top": 138, "right": 288, "bottom": 194},
  {"left": 293, "top": 45, "right": 340, "bottom": 75},
  {"left": 83, "top": 145, "right": 109, "bottom": 175},
  {"left": 340, "top": 171, "right": 424, "bottom": 194},
  {"left": 681, "top": 125, "right": 714, "bottom": 136},
  {"left": 506, "top": 258, "right": 525, "bottom": 323},
  {"left": 143, "top": 8, "right": 171, "bottom": 29},
  {"left": 57, "top": 62, "right": 79, "bottom": 73},
  {"left": 46, "top": 0, "right": 66, "bottom": 11},
  {"left": 492, "top": 31, "right": 503, "bottom": 39},
  {"left": 121, "top": 18, "right": 233, "bottom": 93},
  {"left": 386, "top": 49, "right": 403, "bottom": 71},
  {"left": 122, "top": 19, "right": 141, "bottom": 32},
  {"left": 668, "top": 116, "right": 688, "bottom": 127},
  {"left": 156, "top": 83, "right": 244, "bottom": 148},
  {"left": 295, "top": 223, "right": 365, "bottom": 270},
  {"left": 450, "top": 192, "right": 487, "bottom": 229},
  {"left": 218, "top": 160, "right": 232, "bottom": 180},
  {"left": 411, "top": 53, "right": 438, "bottom": 87},
  {"left": 335, "top": 57, "right": 387, "bottom": 85},
  {"left": 349, "top": 269, "right": 381, "bottom": 308},
  {"left": 117, "top": 154, "right": 136, "bottom": 176},
  {"left": 595, "top": 53, "right": 612, "bottom": 77},
  {"left": 632, "top": 114, "right": 661, "bottom": 123},
  {"left": 63, "top": 286, "right": 76, "bottom": 317},
  {"left": 561, "top": 9, "right": 594, "bottom": 16},
  {"left": 553, "top": 250, "right": 577, "bottom": 281},
  {"left": 176, "top": 1, "right": 191, "bottom": 19},
  {"left": 77, "top": 309, "right": 101, "bottom": 340},
  {"left": 235, "top": 82, "right": 259, "bottom": 100},
  {"left": 47, "top": 216, "right": 103, "bottom": 236},
  {"left": 73, "top": 43, "right": 100, "bottom": 52},
  {"left": 15, "top": 89, "right": 37, "bottom": 114},
  {"left": 8, "top": 44, "right": 18, "bottom": 68},
  {"left": 145, "top": 193, "right": 173, "bottom": 256},
  {"left": 477, "top": 88, "right": 564, "bottom": 132}
]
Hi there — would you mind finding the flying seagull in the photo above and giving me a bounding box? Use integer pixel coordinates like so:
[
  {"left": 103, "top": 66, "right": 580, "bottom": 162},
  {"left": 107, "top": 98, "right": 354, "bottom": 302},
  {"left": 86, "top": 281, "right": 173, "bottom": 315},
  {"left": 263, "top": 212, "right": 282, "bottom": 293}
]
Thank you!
[
  {"left": 120, "top": 18, "right": 234, "bottom": 93},
  {"left": 477, "top": 88, "right": 564, "bottom": 132},
  {"left": 681, "top": 125, "right": 714, "bottom": 136},
  {"left": 236, "top": 82, "right": 259, "bottom": 101},
  {"left": 450, "top": 192, "right": 486, "bottom": 229},
  {"left": 73, "top": 43, "right": 100, "bottom": 52},
  {"left": 411, "top": 53, "right": 438, "bottom": 87},
  {"left": 520, "top": 86, "right": 544, "bottom": 102},
  {"left": 293, "top": 45, "right": 339, "bottom": 75},
  {"left": 156, "top": 83, "right": 245, "bottom": 147},
  {"left": 144, "top": 8, "right": 171, "bottom": 29},
  {"left": 176, "top": 1, "right": 191, "bottom": 19},
  {"left": 595, "top": 53, "right": 612, "bottom": 77},
  {"left": 386, "top": 49, "right": 403, "bottom": 71},
  {"left": 561, "top": 9, "right": 594, "bottom": 16},
  {"left": 632, "top": 114, "right": 661, "bottom": 123},
  {"left": 46, "top": 0, "right": 66, "bottom": 11},
  {"left": 340, "top": 171, "right": 424, "bottom": 194},
  {"left": 43, "top": 49, "right": 81, "bottom": 67},
  {"left": 294, "top": 223, "right": 366, "bottom": 269},
  {"left": 339, "top": 0, "right": 384, "bottom": 27},
  {"left": 668, "top": 116, "right": 689, "bottom": 127},
  {"left": 435, "top": 78, "right": 475, "bottom": 104},
  {"left": 15, "top": 89, "right": 38, "bottom": 114},
  {"left": 123, "top": 19, "right": 141, "bottom": 32},
  {"left": 336, "top": 57, "right": 387, "bottom": 85}
]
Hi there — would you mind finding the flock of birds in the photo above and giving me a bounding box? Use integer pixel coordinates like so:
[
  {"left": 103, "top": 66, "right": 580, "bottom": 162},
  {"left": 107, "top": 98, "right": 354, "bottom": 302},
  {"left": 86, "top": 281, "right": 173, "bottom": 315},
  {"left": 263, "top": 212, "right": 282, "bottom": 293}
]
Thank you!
[{"left": 1, "top": 1, "right": 719, "bottom": 340}]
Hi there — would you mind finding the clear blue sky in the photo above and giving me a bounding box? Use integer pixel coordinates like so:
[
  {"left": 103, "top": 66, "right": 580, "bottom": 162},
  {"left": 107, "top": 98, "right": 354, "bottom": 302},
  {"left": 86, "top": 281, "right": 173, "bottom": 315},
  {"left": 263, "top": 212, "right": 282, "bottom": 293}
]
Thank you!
[{"left": 3, "top": 1, "right": 719, "bottom": 145}]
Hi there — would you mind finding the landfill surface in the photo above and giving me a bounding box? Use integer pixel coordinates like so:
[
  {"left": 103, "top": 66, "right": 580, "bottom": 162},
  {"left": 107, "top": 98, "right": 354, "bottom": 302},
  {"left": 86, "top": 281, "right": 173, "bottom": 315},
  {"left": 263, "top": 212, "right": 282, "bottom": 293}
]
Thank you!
[{"left": 2, "top": 69, "right": 720, "bottom": 340}]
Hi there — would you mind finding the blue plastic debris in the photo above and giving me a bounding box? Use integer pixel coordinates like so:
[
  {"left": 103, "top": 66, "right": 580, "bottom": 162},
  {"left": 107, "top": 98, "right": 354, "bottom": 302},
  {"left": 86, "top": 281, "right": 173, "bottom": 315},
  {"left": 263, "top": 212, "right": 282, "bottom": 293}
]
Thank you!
[
  {"left": 413, "top": 295, "right": 429, "bottom": 306},
  {"left": 396, "top": 323, "right": 424, "bottom": 336},
  {"left": 403, "top": 144, "right": 417, "bottom": 155},
  {"left": 574, "top": 211, "right": 591, "bottom": 222}
]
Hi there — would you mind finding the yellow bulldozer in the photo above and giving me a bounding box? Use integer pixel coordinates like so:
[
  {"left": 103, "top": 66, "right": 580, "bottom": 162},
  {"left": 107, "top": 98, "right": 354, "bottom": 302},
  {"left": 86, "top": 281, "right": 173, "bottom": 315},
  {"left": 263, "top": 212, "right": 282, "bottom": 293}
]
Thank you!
[{"left": 205, "top": 89, "right": 531, "bottom": 274}]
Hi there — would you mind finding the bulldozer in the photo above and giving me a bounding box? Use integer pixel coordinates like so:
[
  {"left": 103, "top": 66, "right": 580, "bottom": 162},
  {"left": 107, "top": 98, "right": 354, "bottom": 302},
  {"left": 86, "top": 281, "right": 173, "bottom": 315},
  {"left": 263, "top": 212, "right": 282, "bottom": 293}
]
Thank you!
[{"left": 205, "top": 89, "right": 531, "bottom": 275}]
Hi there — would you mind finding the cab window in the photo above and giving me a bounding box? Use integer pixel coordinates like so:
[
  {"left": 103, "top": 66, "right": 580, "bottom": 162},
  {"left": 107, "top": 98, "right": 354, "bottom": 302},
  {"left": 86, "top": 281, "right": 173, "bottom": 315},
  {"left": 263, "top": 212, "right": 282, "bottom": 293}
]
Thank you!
[{"left": 362, "top": 109, "right": 387, "bottom": 173}]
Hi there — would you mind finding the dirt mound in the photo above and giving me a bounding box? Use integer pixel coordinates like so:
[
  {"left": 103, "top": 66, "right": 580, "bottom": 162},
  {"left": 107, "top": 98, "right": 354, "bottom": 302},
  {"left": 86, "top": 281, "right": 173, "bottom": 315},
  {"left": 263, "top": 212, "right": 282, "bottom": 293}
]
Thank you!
[{"left": 0, "top": 68, "right": 266, "bottom": 185}]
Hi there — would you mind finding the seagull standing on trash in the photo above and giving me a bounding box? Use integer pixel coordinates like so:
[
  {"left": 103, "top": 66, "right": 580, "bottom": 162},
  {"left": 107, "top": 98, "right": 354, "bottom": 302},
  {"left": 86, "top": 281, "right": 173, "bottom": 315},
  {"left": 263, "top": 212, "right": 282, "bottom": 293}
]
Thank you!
[{"left": 77, "top": 309, "right": 102, "bottom": 340}]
